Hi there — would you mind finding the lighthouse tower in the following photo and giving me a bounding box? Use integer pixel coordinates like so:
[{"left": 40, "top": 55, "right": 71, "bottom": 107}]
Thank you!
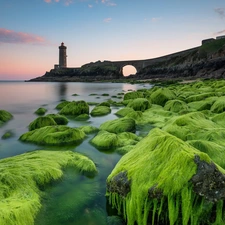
[{"left": 59, "top": 42, "right": 67, "bottom": 68}]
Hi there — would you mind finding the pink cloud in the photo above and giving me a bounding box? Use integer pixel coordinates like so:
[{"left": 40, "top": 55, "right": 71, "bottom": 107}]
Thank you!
[
  {"left": 103, "top": 17, "right": 112, "bottom": 23},
  {"left": 0, "top": 28, "right": 46, "bottom": 45}
]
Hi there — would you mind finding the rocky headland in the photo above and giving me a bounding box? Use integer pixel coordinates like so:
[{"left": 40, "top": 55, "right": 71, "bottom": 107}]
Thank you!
[{"left": 28, "top": 38, "right": 225, "bottom": 82}]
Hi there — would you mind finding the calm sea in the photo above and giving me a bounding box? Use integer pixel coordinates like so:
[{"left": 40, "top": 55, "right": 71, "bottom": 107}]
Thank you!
[{"left": 0, "top": 81, "right": 152, "bottom": 225}]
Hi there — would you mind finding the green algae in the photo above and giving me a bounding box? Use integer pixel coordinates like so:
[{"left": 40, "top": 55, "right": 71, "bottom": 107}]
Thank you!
[
  {"left": 127, "top": 98, "right": 151, "bottom": 112},
  {"left": 162, "top": 111, "right": 218, "bottom": 141},
  {"left": 164, "top": 99, "right": 189, "bottom": 113},
  {"left": 55, "top": 101, "right": 70, "bottom": 110},
  {"left": 100, "top": 118, "right": 136, "bottom": 134},
  {"left": 115, "top": 107, "right": 135, "bottom": 117},
  {"left": 0, "top": 110, "right": 13, "bottom": 124},
  {"left": 91, "top": 105, "right": 111, "bottom": 117},
  {"left": 74, "top": 114, "right": 90, "bottom": 120},
  {"left": 59, "top": 100, "right": 89, "bottom": 116},
  {"left": 106, "top": 128, "right": 223, "bottom": 225},
  {"left": 78, "top": 125, "right": 99, "bottom": 134},
  {"left": 28, "top": 116, "right": 57, "bottom": 131},
  {"left": 186, "top": 92, "right": 215, "bottom": 103},
  {"left": 123, "top": 91, "right": 144, "bottom": 100},
  {"left": 34, "top": 107, "right": 47, "bottom": 116},
  {"left": 187, "top": 140, "right": 225, "bottom": 169},
  {"left": 150, "top": 87, "right": 176, "bottom": 106},
  {"left": 1, "top": 130, "right": 14, "bottom": 139},
  {"left": 212, "top": 112, "right": 225, "bottom": 127},
  {"left": 90, "top": 130, "right": 141, "bottom": 150},
  {"left": 0, "top": 150, "right": 97, "bottom": 225},
  {"left": 19, "top": 125, "right": 86, "bottom": 145},
  {"left": 46, "top": 114, "right": 68, "bottom": 125},
  {"left": 211, "top": 96, "right": 225, "bottom": 113},
  {"left": 98, "top": 101, "right": 111, "bottom": 107}
]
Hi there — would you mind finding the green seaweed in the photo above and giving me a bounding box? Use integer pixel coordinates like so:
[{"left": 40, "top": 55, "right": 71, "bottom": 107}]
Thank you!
[
  {"left": 0, "top": 110, "right": 13, "bottom": 124},
  {"left": 28, "top": 116, "right": 57, "bottom": 131},
  {"left": 0, "top": 150, "right": 97, "bottom": 225},
  {"left": 164, "top": 99, "right": 189, "bottom": 113},
  {"left": 211, "top": 96, "right": 225, "bottom": 113},
  {"left": 115, "top": 107, "right": 135, "bottom": 117},
  {"left": 34, "top": 107, "right": 47, "bottom": 116},
  {"left": 19, "top": 125, "right": 86, "bottom": 145},
  {"left": 106, "top": 128, "right": 223, "bottom": 225},
  {"left": 91, "top": 106, "right": 111, "bottom": 117},
  {"left": 100, "top": 118, "right": 136, "bottom": 134},
  {"left": 75, "top": 114, "right": 90, "bottom": 120},
  {"left": 59, "top": 100, "right": 89, "bottom": 116},
  {"left": 55, "top": 101, "right": 70, "bottom": 110},
  {"left": 150, "top": 87, "right": 176, "bottom": 106},
  {"left": 79, "top": 125, "right": 99, "bottom": 134},
  {"left": 46, "top": 114, "right": 68, "bottom": 125},
  {"left": 127, "top": 98, "right": 151, "bottom": 112},
  {"left": 123, "top": 91, "right": 144, "bottom": 100}
]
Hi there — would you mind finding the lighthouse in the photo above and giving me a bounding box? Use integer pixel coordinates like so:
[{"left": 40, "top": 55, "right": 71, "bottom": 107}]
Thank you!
[{"left": 59, "top": 42, "right": 67, "bottom": 68}]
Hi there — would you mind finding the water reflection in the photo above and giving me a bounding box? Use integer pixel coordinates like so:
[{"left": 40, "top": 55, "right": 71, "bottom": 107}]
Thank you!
[{"left": 57, "top": 82, "right": 67, "bottom": 100}]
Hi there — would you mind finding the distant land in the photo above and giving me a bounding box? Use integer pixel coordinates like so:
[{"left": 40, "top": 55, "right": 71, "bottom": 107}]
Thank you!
[{"left": 28, "top": 37, "right": 225, "bottom": 82}]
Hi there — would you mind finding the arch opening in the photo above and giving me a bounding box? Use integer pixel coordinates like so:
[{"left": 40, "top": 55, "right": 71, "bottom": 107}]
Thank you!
[{"left": 122, "top": 65, "right": 137, "bottom": 77}]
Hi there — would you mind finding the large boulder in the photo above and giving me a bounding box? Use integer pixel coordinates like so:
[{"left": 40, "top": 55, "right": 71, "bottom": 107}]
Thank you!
[
  {"left": 127, "top": 98, "right": 151, "bottom": 112},
  {"left": 19, "top": 125, "right": 86, "bottom": 145},
  {"left": 90, "top": 105, "right": 111, "bottom": 116},
  {"left": 106, "top": 128, "right": 225, "bottom": 225},
  {"left": 0, "top": 110, "right": 13, "bottom": 124},
  {"left": 100, "top": 118, "right": 136, "bottom": 134},
  {"left": 59, "top": 100, "right": 89, "bottom": 116}
]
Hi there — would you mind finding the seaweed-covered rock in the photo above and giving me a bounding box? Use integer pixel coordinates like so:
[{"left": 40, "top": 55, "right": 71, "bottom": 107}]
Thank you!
[
  {"left": 55, "top": 101, "right": 70, "bottom": 110},
  {"left": 115, "top": 107, "right": 135, "bottom": 117},
  {"left": 164, "top": 99, "right": 189, "bottom": 113},
  {"left": 212, "top": 112, "right": 225, "bottom": 127},
  {"left": 188, "top": 99, "right": 214, "bottom": 111},
  {"left": 91, "top": 130, "right": 141, "bottom": 150},
  {"left": 0, "top": 110, "right": 13, "bottom": 124},
  {"left": 211, "top": 96, "right": 225, "bottom": 113},
  {"left": 162, "top": 111, "right": 218, "bottom": 141},
  {"left": 35, "top": 107, "right": 47, "bottom": 115},
  {"left": 28, "top": 116, "right": 57, "bottom": 131},
  {"left": 186, "top": 92, "right": 215, "bottom": 103},
  {"left": 123, "top": 91, "right": 144, "bottom": 100},
  {"left": 75, "top": 114, "right": 90, "bottom": 120},
  {"left": 0, "top": 150, "right": 97, "bottom": 225},
  {"left": 90, "top": 106, "right": 111, "bottom": 116},
  {"left": 90, "top": 130, "right": 119, "bottom": 150},
  {"left": 79, "top": 125, "right": 99, "bottom": 134},
  {"left": 1, "top": 130, "right": 14, "bottom": 139},
  {"left": 28, "top": 114, "right": 68, "bottom": 131},
  {"left": 47, "top": 114, "right": 69, "bottom": 125},
  {"left": 150, "top": 87, "right": 175, "bottom": 106},
  {"left": 100, "top": 118, "right": 135, "bottom": 134},
  {"left": 59, "top": 101, "right": 89, "bottom": 116},
  {"left": 127, "top": 98, "right": 151, "bottom": 112},
  {"left": 98, "top": 101, "right": 111, "bottom": 107},
  {"left": 106, "top": 128, "right": 225, "bottom": 225},
  {"left": 19, "top": 125, "right": 86, "bottom": 145}
]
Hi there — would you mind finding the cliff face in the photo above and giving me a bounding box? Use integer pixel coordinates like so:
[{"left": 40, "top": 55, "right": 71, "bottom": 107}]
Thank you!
[
  {"left": 136, "top": 39, "right": 225, "bottom": 81},
  {"left": 28, "top": 38, "right": 225, "bottom": 82}
]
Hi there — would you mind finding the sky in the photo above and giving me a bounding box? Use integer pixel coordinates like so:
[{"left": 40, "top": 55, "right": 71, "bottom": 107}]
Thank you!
[{"left": 0, "top": 0, "right": 225, "bottom": 80}]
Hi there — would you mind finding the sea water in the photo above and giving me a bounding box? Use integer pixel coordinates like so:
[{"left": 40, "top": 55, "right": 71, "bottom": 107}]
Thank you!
[{"left": 0, "top": 81, "right": 152, "bottom": 225}]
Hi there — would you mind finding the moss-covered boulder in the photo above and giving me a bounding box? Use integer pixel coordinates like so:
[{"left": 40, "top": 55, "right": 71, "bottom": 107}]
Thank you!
[
  {"left": 28, "top": 114, "right": 68, "bottom": 131},
  {"left": 55, "top": 101, "right": 70, "bottom": 110},
  {"left": 211, "top": 96, "right": 225, "bottom": 113},
  {"left": 0, "top": 150, "right": 97, "bottom": 225},
  {"left": 115, "top": 107, "right": 135, "bottom": 117},
  {"left": 1, "top": 131, "right": 14, "bottom": 139},
  {"left": 35, "top": 107, "right": 47, "bottom": 116},
  {"left": 59, "top": 101, "right": 89, "bottom": 116},
  {"left": 127, "top": 98, "right": 151, "bottom": 112},
  {"left": 123, "top": 91, "right": 144, "bottom": 100},
  {"left": 98, "top": 101, "right": 111, "bottom": 107},
  {"left": 79, "top": 125, "right": 99, "bottom": 134},
  {"left": 90, "top": 130, "right": 141, "bottom": 150},
  {"left": 90, "top": 106, "right": 111, "bottom": 117},
  {"left": 19, "top": 125, "right": 86, "bottom": 145},
  {"left": 106, "top": 128, "right": 225, "bottom": 225},
  {"left": 28, "top": 116, "right": 57, "bottom": 131},
  {"left": 100, "top": 118, "right": 136, "bottom": 134},
  {"left": 47, "top": 114, "right": 68, "bottom": 125},
  {"left": 0, "top": 110, "right": 13, "bottom": 124},
  {"left": 150, "top": 87, "right": 176, "bottom": 106},
  {"left": 164, "top": 99, "right": 189, "bottom": 113},
  {"left": 162, "top": 111, "right": 218, "bottom": 141},
  {"left": 75, "top": 114, "right": 90, "bottom": 120}
]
